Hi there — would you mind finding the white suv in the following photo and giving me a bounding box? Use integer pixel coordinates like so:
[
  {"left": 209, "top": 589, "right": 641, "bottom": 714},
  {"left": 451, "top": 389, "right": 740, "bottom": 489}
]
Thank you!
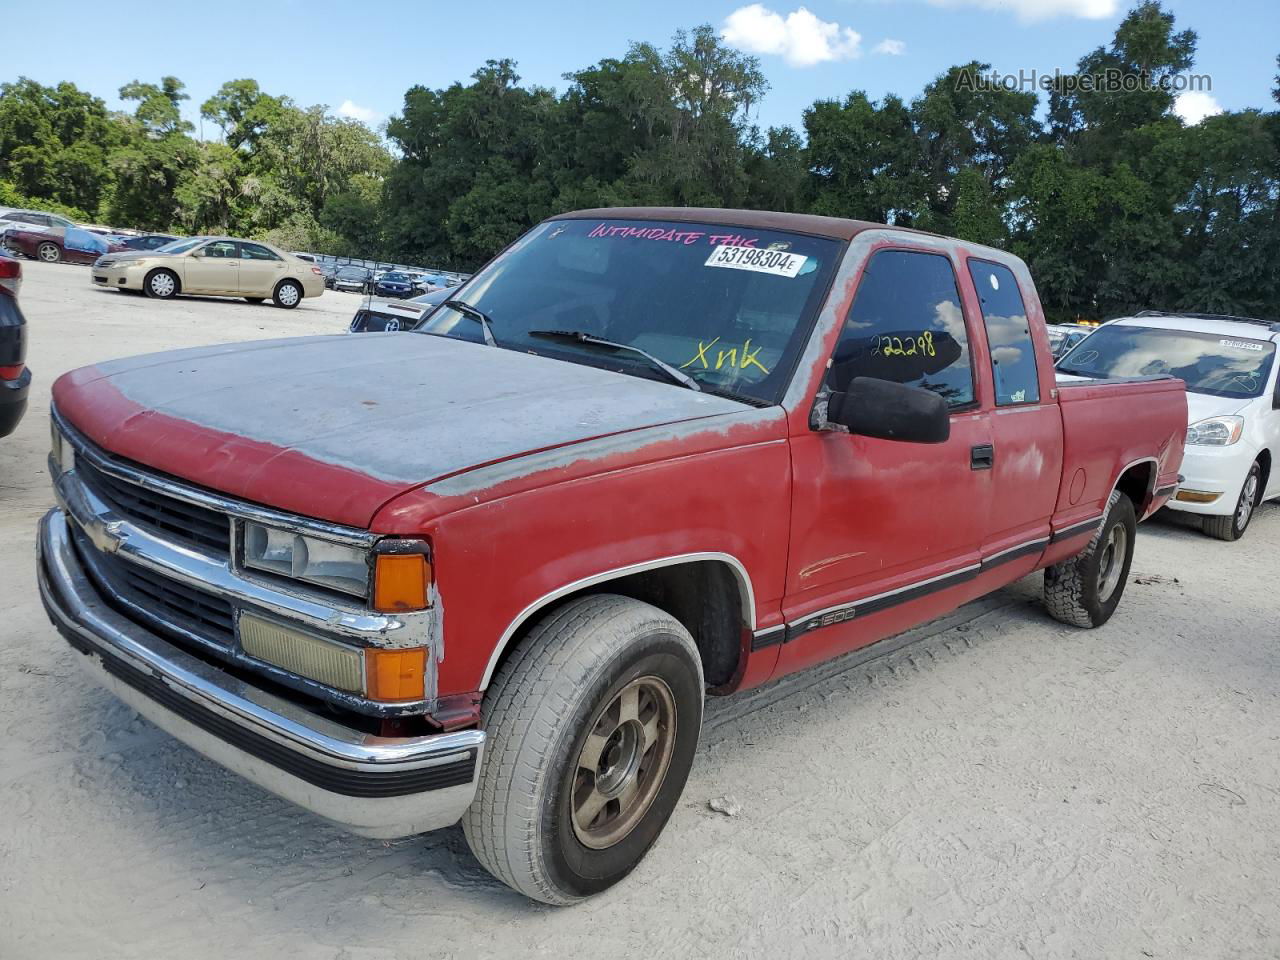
[{"left": 1057, "top": 312, "right": 1280, "bottom": 540}]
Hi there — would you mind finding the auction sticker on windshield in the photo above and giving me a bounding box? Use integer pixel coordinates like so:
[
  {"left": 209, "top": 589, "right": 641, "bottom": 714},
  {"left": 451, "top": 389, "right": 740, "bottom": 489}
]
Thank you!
[
  {"left": 1220, "top": 339, "right": 1265, "bottom": 351},
  {"left": 705, "top": 244, "right": 807, "bottom": 278}
]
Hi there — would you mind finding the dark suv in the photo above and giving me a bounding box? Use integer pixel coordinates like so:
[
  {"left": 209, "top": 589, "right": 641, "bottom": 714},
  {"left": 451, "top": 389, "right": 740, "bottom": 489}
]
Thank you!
[{"left": 0, "top": 252, "right": 30, "bottom": 438}]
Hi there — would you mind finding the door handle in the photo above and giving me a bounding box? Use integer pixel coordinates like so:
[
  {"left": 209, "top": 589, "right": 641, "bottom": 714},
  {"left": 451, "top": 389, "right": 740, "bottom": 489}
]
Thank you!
[
  {"left": 970, "top": 443, "right": 995, "bottom": 470},
  {"left": 226, "top": 260, "right": 239, "bottom": 266}
]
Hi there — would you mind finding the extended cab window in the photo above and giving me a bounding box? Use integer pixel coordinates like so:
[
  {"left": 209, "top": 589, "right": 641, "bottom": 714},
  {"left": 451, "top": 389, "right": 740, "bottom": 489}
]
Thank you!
[
  {"left": 969, "top": 260, "right": 1039, "bottom": 405},
  {"left": 827, "top": 249, "right": 975, "bottom": 408}
]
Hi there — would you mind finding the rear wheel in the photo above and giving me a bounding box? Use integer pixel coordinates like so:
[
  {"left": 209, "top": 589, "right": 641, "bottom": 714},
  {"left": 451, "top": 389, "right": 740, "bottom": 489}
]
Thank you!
[
  {"left": 1204, "top": 461, "right": 1262, "bottom": 541},
  {"left": 272, "top": 279, "right": 302, "bottom": 309},
  {"left": 1044, "top": 488, "right": 1137, "bottom": 628},
  {"left": 144, "top": 269, "right": 178, "bottom": 299},
  {"left": 463, "top": 595, "right": 703, "bottom": 905},
  {"left": 37, "top": 242, "right": 61, "bottom": 263}
]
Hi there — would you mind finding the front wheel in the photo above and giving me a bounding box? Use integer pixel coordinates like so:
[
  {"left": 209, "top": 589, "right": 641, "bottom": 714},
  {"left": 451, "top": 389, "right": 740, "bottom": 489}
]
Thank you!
[
  {"left": 1203, "top": 461, "right": 1262, "bottom": 542},
  {"left": 37, "top": 241, "right": 62, "bottom": 263},
  {"left": 272, "top": 279, "right": 302, "bottom": 309},
  {"left": 463, "top": 595, "right": 704, "bottom": 905},
  {"left": 1043, "top": 488, "right": 1137, "bottom": 628},
  {"left": 144, "top": 269, "right": 178, "bottom": 299}
]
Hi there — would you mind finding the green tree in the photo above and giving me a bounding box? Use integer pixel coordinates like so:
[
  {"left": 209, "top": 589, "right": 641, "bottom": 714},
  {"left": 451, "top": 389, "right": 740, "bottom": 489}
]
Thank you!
[{"left": 119, "top": 76, "right": 193, "bottom": 137}]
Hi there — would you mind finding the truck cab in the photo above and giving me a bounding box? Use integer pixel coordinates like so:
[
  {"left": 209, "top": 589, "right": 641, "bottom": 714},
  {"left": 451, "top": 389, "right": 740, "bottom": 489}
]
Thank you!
[{"left": 38, "top": 208, "right": 1187, "bottom": 904}]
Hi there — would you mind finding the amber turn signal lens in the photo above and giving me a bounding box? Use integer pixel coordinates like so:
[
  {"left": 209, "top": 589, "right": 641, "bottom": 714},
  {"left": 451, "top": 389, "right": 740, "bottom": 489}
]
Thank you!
[
  {"left": 366, "top": 647, "right": 427, "bottom": 701},
  {"left": 373, "top": 553, "right": 432, "bottom": 612}
]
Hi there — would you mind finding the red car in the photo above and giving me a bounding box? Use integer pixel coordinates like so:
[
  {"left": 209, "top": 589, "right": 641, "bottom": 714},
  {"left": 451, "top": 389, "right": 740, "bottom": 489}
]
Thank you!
[
  {"left": 1, "top": 216, "right": 127, "bottom": 264},
  {"left": 39, "top": 208, "right": 1188, "bottom": 903}
]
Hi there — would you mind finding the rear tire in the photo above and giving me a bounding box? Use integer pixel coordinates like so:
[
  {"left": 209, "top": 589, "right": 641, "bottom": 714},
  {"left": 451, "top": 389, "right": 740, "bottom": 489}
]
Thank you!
[
  {"left": 1203, "top": 461, "right": 1261, "bottom": 542},
  {"left": 37, "top": 241, "right": 61, "bottom": 263},
  {"left": 1044, "top": 489, "right": 1137, "bottom": 628},
  {"left": 272, "top": 279, "right": 302, "bottom": 309},
  {"left": 463, "top": 595, "right": 704, "bottom": 905},
  {"left": 144, "top": 269, "right": 178, "bottom": 299}
]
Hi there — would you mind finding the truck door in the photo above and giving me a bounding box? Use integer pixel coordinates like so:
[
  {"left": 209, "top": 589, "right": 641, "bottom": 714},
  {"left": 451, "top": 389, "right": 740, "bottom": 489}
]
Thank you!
[
  {"left": 778, "top": 246, "right": 994, "bottom": 676},
  {"left": 964, "top": 258, "right": 1062, "bottom": 562}
]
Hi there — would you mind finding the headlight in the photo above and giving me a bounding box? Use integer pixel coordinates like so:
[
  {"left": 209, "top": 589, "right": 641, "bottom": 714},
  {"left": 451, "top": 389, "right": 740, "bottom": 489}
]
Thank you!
[
  {"left": 113, "top": 259, "right": 144, "bottom": 268},
  {"left": 1187, "top": 415, "right": 1244, "bottom": 446},
  {"left": 243, "top": 522, "right": 370, "bottom": 597}
]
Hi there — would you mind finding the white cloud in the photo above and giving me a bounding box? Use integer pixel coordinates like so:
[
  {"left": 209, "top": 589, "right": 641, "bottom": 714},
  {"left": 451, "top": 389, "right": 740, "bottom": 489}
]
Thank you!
[
  {"left": 1174, "top": 90, "right": 1223, "bottom": 125},
  {"left": 873, "top": 38, "right": 906, "bottom": 55},
  {"left": 924, "top": 0, "right": 1118, "bottom": 22},
  {"left": 336, "top": 99, "right": 378, "bottom": 124},
  {"left": 722, "top": 4, "right": 862, "bottom": 68}
]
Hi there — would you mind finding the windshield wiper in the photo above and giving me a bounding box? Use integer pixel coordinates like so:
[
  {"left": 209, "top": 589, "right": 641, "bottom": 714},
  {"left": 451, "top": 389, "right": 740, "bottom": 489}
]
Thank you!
[
  {"left": 528, "top": 329, "right": 701, "bottom": 392},
  {"left": 446, "top": 300, "right": 498, "bottom": 346}
]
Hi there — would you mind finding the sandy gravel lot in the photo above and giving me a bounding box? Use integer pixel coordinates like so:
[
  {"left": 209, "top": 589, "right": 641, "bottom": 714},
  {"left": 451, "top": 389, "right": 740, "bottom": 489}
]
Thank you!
[{"left": 2, "top": 260, "right": 1278, "bottom": 959}]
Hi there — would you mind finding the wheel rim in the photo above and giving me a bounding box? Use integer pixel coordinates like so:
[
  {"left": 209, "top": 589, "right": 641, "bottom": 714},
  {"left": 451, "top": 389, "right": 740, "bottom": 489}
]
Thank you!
[
  {"left": 39, "top": 244, "right": 59, "bottom": 262},
  {"left": 1096, "top": 521, "right": 1127, "bottom": 602},
  {"left": 277, "top": 283, "right": 300, "bottom": 306},
  {"left": 571, "top": 676, "right": 677, "bottom": 850},
  {"left": 150, "top": 273, "right": 174, "bottom": 297},
  {"left": 1237, "top": 474, "right": 1259, "bottom": 529}
]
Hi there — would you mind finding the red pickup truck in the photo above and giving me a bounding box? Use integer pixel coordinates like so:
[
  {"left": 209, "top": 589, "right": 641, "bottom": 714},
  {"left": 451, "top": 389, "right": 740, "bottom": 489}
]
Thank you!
[{"left": 38, "top": 208, "right": 1187, "bottom": 904}]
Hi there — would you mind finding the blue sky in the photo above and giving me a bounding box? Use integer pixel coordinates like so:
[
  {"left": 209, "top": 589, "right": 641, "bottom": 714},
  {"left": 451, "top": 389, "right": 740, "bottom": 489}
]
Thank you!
[{"left": 6, "top": 0, "right": 1276, "bottom": 137}]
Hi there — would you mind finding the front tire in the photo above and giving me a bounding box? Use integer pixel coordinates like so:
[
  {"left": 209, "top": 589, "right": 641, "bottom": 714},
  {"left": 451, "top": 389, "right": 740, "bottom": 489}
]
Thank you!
[
  {"left": 37, "top": 241, "right": 62, "bottom": 263},
  {"left": 144, "top": 269, "right": 178, "bottom": 299},
  {"left": 1203, "top": 461, "right": 1262, "bottom": 541},
  {"left": 272, "top": 279, "right": 302, "bottom": 309},
  {"left": 463, "top": 595, "right": 704, "bottom": 905},
  {"left": 1044, "top": 488, "right": 1137, "bottom": 628}
]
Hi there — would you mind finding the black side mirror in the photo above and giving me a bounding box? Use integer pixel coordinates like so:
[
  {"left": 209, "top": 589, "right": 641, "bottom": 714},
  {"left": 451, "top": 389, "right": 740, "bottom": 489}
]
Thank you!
[{"left": 823, "top": 377, "right": 951, "bottom": 444}]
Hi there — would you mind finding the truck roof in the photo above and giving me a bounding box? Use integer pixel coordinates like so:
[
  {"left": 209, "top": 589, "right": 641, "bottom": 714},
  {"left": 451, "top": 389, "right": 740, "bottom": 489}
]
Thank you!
[
  {"left": 552, "top": 206, "right": 963, "bottom": 245},
  {"left": 1108, "top": 313, "right": 1280, "bottom": 342}
]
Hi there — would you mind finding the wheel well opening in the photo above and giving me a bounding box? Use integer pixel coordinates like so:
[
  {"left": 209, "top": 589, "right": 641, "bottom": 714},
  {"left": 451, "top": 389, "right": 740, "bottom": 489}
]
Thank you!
[
  {"left": 1115, "top": 462, "right": 1155, "bottom": 514},
  {"left": 492, "top": 561, "right": 748, "bottom": 692},
  {"left": 1256, "top": 449, "right": 1271, "bottom": 494}
]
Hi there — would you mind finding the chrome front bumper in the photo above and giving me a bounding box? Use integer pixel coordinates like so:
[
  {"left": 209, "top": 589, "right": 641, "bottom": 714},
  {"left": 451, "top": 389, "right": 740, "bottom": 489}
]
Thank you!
[{"left": 37, "top": 508, "right": 485, "bottom": 838}]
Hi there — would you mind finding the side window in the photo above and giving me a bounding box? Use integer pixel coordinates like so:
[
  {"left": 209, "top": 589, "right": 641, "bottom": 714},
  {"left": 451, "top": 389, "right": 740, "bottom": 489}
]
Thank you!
[
  {"left": 204, "top": 241, "right": 239, "bottom": 259},
  {"left": 827, "top": 249, "right": 975, "bottom": 408},
  {"left": 968, "top": 260, "right": 1040, "bottom": 405},
  {"left": 241, "top": 243, "right": 282, "bottom": 261}
]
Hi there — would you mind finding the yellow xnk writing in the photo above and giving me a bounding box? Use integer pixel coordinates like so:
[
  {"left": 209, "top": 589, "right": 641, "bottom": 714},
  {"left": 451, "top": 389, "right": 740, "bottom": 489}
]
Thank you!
[{"left": 681, "top": 337, "right": 770, "bottom": 374}]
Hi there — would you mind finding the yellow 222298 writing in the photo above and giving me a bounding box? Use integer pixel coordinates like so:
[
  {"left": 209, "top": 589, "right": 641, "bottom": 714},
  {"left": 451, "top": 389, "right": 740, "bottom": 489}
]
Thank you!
[
  {"left": 680, "top": 337, "right": 771, "bottom": 374},
  {"left": 874, "top": 331, "right": 936, "bottom": 358}
]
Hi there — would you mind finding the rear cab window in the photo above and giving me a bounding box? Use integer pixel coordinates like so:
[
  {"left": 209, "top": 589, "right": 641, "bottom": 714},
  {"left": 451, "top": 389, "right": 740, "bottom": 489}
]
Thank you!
[
  {"left": 826, "top": 248, "right": 976, "bottom": 408},
  {"left": 968, "top": 260, "right": 1040, "bottom": 405}
]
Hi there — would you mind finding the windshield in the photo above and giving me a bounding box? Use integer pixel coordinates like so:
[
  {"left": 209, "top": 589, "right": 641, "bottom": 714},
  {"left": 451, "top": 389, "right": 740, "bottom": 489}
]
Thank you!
[
  {"left": 154, "top": 237, "right": 203, "bottom": 255},
  {"left": 382, "top": 272, "right": 410, "bottom": 282},
  {"left": 1058, "top": 324, "right": 1277, "bottom": 399},
  {"left": 415, "top": 218, "right": 839, "bottom": 403},
  {"left": 337, "top": 266, "right": 367, "bottom": 278}
]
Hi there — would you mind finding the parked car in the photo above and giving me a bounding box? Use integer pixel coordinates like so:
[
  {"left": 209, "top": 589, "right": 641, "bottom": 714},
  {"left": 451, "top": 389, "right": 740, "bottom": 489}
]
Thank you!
[
  {"left": 110, "top": 233, "right": 180, "bottom": 253},
  {"left": 2, "top": 219, "right": 127, "bottom": 264},
  {"left": 330, "top": 264, "right": 372, "bottom": 293},
  {"left": 1046, "top": 322, "right": 1096, "bottom": 359},
  {"left": 0, "top": 252, "right": 30, "bottom": 439},
  {"left": 1057, "top": 310, "right": 1279, "bottom": 540},
  {"left": 0, "top": 209, "right": 77, "bottom": 232},
  {"left": 348, "top": 287, "right": 451, "bottom": 333},
  {"left": 91, "top": 236, "right": 324, "bottom": 308},
  {"left": 39, "top": 208, "right": 1186, "bottom": 905},
  {"left": 372, "top": 270, "right": 416, "bottom": 299}
]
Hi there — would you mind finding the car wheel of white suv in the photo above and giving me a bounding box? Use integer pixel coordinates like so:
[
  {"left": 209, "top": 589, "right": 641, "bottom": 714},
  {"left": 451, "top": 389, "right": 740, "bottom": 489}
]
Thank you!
[{"left": 1204, "top": 461, "right": 1262, "bottom": 541}]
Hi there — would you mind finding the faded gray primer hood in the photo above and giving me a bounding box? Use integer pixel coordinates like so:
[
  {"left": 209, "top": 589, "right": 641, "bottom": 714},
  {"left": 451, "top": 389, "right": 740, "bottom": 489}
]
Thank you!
[{"left": 87, "top": 332, "right": 745, "bottom": 488}]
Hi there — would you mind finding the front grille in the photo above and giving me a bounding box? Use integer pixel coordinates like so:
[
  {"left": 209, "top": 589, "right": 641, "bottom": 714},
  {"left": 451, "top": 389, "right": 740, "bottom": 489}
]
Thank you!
[
  {"left": 77, "top": 457, "right": 231, "bottom": 554},
  {"left": 73, "top": 526, "right": 235, "bottom": 649}
]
